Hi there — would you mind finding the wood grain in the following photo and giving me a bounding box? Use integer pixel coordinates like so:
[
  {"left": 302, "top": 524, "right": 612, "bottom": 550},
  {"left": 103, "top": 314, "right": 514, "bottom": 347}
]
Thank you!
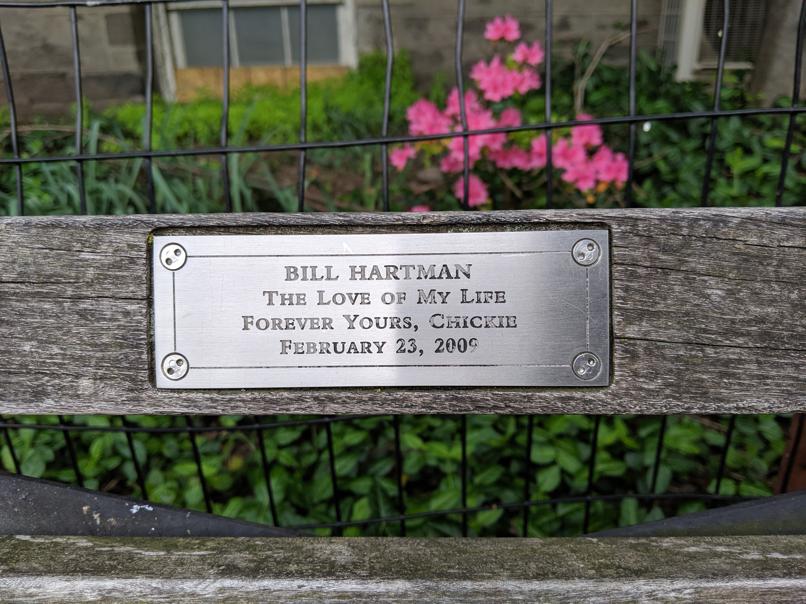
[
  {"left": 1, "top": 207, "right": 804, "bottom": 415},
  {"left": 1, "top": 535, "right": 805, "bottom": 602}
]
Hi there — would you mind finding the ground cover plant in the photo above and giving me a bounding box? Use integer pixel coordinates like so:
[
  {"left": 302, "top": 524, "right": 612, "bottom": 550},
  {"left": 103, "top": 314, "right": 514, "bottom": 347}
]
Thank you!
[
  {"left": 0, "top": 16, "right": 800, "bottom": 536},
  {"left": 0, "top": 414, "right": 789, "bottom": 536}
]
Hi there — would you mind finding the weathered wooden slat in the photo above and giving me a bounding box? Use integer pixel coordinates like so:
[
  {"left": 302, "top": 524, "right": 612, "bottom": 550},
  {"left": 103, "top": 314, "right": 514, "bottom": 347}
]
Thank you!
[
  {"left": 1, "top": 535, "right": 805, "bottom": 602},
  {"left": 1, "top": 208, "right": 804, "bottom": 415}
]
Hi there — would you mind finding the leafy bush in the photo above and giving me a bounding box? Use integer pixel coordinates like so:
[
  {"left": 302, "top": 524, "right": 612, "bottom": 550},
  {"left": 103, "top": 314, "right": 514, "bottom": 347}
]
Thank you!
[
  {"left": 0, "top": 414, "right": 788, "bottom": 536},
  {"left": 1, "top": 46, "right": 802, "bottom": 215}
]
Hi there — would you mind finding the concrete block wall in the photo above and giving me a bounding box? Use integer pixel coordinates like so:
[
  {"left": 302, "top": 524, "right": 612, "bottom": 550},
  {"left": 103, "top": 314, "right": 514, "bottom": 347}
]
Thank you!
[
  {"left": 0, "top": 0, "right": 799, "bottom": 118},
  {"left": 1, "top": 6, "right": 145, "bottom": 118},
  {"left": 354, "top": 0, "right": 665, "bottom": 88}
]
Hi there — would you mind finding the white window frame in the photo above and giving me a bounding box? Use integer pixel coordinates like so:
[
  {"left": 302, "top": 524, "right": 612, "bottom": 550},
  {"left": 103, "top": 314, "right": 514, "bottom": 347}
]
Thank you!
[
  {"left": 674, "top": 0, "right": 753, "bottom": 81},
  {"left": 165, "top": 0, "right": 357, "bottom": 70}
]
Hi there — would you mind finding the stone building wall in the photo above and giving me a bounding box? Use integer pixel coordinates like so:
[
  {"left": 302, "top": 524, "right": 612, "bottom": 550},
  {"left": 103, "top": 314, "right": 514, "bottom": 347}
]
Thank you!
[
  {"left": 0, "top": 5, "right": 145, "bottom": 118},
  {"left": 0, "top": 0, "right": 801, "bottom": 119},
  {"left": 354, "top": 0, "right": 665, "bottom": 87}
]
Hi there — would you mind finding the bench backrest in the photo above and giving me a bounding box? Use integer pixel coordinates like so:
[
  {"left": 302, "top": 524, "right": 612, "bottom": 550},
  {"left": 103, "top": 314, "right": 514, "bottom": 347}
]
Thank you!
[{"left": 2, "top": 207, "right": 803, "bottom": 416}]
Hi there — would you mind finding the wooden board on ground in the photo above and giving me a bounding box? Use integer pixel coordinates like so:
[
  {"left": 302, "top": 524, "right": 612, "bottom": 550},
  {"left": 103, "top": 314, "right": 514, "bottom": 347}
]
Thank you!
[{"left": 1, "top": 535, "right": 805, "bottom": 602}]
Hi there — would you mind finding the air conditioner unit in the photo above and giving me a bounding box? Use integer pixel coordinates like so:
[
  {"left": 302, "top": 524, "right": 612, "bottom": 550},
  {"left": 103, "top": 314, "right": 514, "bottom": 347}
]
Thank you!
[{"left": 658, "top": 0, "right": 768, "bottom": 80}]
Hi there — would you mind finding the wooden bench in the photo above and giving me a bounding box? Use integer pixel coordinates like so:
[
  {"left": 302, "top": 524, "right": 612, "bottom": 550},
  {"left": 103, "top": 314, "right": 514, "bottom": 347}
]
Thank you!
[{"left": 1, "top": 207, "right": 805, "bottom": 601}]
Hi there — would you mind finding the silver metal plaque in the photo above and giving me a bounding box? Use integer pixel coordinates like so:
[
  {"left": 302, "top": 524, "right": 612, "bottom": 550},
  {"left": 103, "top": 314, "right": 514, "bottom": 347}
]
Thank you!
[{"left": 153, "top": 230, "right": 610, "bottom": 389}]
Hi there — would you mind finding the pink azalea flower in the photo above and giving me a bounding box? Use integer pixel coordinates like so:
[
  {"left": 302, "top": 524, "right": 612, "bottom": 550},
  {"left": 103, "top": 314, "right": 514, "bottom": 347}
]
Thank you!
[
  {"left": 512, "top": 41, "right": 545, "bottom": 66},
  {"left": 552, "top": 138, "right": 586, "bottom": 170},
  {"left": 484, "top": 15, "right": 521, "bottom": 42},
  {"left": 562, "top": 159, "right": 598, "bottom": 191},
  {"left": 592, "top": 146, "right": 628, "bottom": 184},
  {"left": 444, "top": 88, "right": 483, "bottom": 118},
  {"left": 490, "top": 147, "right": 531, "bottom": 170},
  {"left": 441, "top": 104, "right": 505, "bottom": 173},
  {"left": 498, "top": 107, "right": 522, "bottom": 128},
  {"left": 515, "top": 68, "right": 542, "bottom": 94},
  {"left": 609, "top": 152, "right": 629, "bottom": 184},
  {"left": 453, "top": 173, "right": 490, "bottom": 207},
  {"left": 471, "top": 56, "right": 521, "bottom": 102},
  {"left": 389, "top": 145, "right": 416, "bottom": 171},
  {"left": 406, "top": 99, "right": 451, "bottom": 136},
  {"left": 528, "top": 134, "right": 548, "bottom": 168},
  {"left": 443, "top": 139, "right": 480, "bottom": 173},
  {"left": 440, "top": 153, "right": 464, "bottom": 173},
  {"left": 571, "top": 113, "right": 603, "bottom": 148},
  {"left": 409, "top": 204, "right": 431, "bottom": 212}
]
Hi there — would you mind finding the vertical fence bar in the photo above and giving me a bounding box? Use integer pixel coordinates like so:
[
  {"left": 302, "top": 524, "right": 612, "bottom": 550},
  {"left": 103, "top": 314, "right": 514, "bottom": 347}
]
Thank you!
[
  {"left": 522, "top": 415, "right": 534, "bottom": 537},
  {"left": 649, "top": 416, "right": 668, "bottom": 495},
  {"left": 121, "top": 416, "right": 148, "bottom": 499},
  {"left": 69, "top": 6, "right": 87, "bottom": 215},
  {"left": 625, "top": 0, "right": 638, "bottom": 207},
  {"left": 454, "top": 0, "right": 470, "bottom": 210},
  {"left": 774, "top": 0, "right": 805, "bottom": 207},
  {"left": 700, "top": 0, "right": 730, "bottom": 207},
  {"left": 714, "top": 415, "right": 736, "bottom": 495},
  {"left": 220, "top": 0, "right": 232, "bottom": 212},
  {"left": 58, "top": 415, "right": 84, "bottom": 488},
  {"left": 254, "top": 416, "right": 280, "bottom": 526},
  {"left": 297, "top": 0, "right": 307, "bottom": 211},
  {"left": 380, "top": 0, "right": 393, "bottom": 211},
  {"left": 0, "top": 416, "right": 21, "bottom": 474},
  {"left": 460, "top": 414, "right": 468, "bottom": 536},
  {"left": 185, "top": 416, "right": 213, "bottom": 513},
  {"left": 544, "top": 0, "right": 553, "bottom": 208},
  {"left": 392, "top": 415, "right": 406, "bottom": 536},
  {"left": 144, "top": 3, "right": 156, "bottom": 213},
  {"left": 324, "top": 421, "right": 342, "bottom": 535},
  {"left": 0, "top": 21, "right": 23, "bottom": 215},
  {"left": 582, "top": 416, "right": 601, "bottom": 534}
]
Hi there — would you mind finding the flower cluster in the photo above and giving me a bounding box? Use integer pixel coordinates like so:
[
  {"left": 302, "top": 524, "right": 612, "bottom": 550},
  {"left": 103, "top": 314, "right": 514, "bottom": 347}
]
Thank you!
[{"left": 390, "top": 15, "right": 629, "bottom": 210}]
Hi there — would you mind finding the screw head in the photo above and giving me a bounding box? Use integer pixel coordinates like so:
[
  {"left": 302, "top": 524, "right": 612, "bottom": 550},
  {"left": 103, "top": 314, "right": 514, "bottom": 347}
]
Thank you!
[
  {"left": 161, "top": 353, "right": 189, "bottom": 381},
  {"left": 572, "top": 352, "right": 602, "bottom": 381},
  {"left": 159, "top": 243, "right": 187, "bottom": 271},
  {"left": 572, "top": 239, "right": 601, "bottom": 267}
]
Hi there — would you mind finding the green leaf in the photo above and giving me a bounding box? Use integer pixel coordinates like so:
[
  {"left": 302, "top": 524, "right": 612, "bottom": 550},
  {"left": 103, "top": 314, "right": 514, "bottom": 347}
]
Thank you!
[
  {"left": 351, "top": 496, "right": 372, "bottom": 521},
  {"left": 556, "top": 448, "right": 583, "bottom": 475},
  {"left": 21, "top": 450, "right": 46, "bottom": 477},
  {"left": 475, "top": 508, "right": 503, "bottom": 528},
  {"left": 619, "top": 498, "right": 639, "bottom": 527},
  {"left": 474, "top": 465, "right": 503, "bottom": 486},
  {"left": 537, "top": 465, "right": 561, "bottom": 493}
]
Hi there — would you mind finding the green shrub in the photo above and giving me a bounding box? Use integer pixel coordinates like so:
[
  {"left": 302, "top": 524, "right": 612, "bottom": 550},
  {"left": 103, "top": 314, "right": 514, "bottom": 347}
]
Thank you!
[
  {"left": 2, "top": 49, "right": 802, "bottom": 215},
  {"left": 1, "top": 414, "right": 788, "bottom": 536}
]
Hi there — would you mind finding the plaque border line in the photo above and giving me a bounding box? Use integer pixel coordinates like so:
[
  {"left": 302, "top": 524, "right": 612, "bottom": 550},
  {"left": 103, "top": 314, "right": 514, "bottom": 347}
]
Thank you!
[
  {"left": 168, "top": 247, "right": 595, "bottom": 373},
  {"left": 186, "top": 250, "right": 568, "bottom": 258},
  {"left": 192, "top": 364, "right": 572, "bottom": 369}
]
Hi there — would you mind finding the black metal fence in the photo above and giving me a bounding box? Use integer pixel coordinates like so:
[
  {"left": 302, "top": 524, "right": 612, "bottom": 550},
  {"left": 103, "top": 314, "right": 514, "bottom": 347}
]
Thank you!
[
  {"left": 0, "top": 0, "right": 804, "bottom": 536},
  {"left": 0, "top": 414, "right": 802, "bottom": 536}
]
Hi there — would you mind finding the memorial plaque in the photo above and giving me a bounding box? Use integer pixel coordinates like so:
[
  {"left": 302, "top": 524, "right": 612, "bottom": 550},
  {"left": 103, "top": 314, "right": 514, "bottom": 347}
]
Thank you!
[{"left": 152, "top": 230, "right": 610, "bottom": 388}]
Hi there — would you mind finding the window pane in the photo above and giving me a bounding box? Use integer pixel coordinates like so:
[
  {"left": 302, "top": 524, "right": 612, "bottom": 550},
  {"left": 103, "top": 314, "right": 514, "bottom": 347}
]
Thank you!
[
  {"left": 233, "top": 7, "right": 285, "bottom": 66},
  {"left": 179, "top": 9, "right": 224, "bottom": 67},
  {"left": 288, "top": 5, "right": 340, "bottom": 64}
]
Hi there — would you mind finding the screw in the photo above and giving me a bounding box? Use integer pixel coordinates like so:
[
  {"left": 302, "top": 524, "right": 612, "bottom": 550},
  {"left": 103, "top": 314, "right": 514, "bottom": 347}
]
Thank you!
[
  {"left": 159, "top": 243, "right": 187, "bottom": 271},
  {"left": 161, "top": 353, "right": 189, "bottom": 381},
  {"left": 572, "top": 352, "right": 602, "bottom": 381},
  {"left": 572, "top": 238, "right": 601, "bottom": 266}
]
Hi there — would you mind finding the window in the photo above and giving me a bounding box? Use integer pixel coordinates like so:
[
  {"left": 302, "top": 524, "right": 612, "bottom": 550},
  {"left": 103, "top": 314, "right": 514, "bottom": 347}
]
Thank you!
[
  {"left": 658, "top": 0, "right": 767, "bottom": 81},
  {"left": 168, "top": 2, "right": 354, "bottom": 69}
]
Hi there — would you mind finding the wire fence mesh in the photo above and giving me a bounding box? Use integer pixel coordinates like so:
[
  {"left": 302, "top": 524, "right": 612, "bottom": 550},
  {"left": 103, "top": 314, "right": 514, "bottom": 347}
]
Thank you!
[{"left": 0, "top": 0, "right": 804, "bottom": 536}]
